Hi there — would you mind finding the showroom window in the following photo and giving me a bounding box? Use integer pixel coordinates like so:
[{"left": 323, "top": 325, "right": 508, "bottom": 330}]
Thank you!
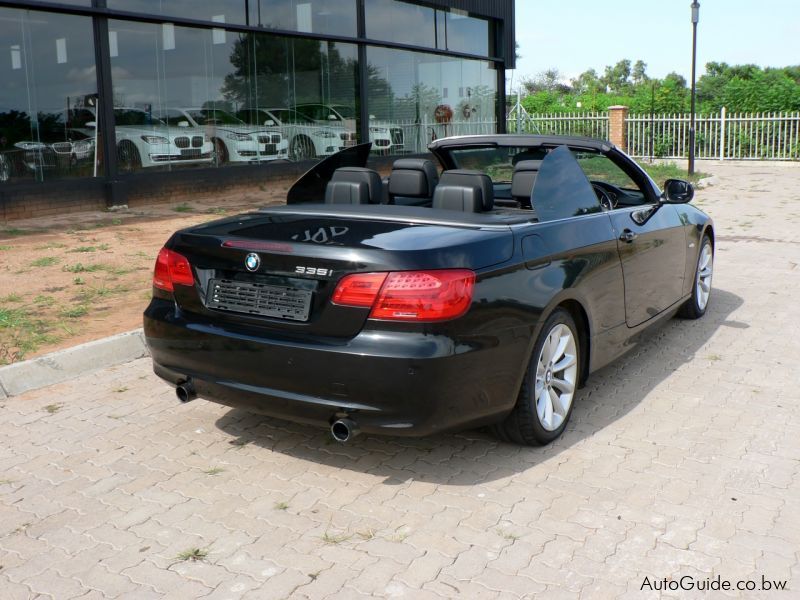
[
  {"left": 247, "top": 0, "right": 357, "bottom": 37},
  {"left": 108, "top": 19, "right": 358, "bottom": 172},
  {"left": 365, "top": 0, "right": 493, "bottom": 57},
  {"left": 106, "top": 1, "right": 248, "bottom": 25},
  {"left": 367, "top": 47, "right": 497, "bottom": 155},
  {"left": 0, "top": 8, "right": 100, "bottom": 184}
]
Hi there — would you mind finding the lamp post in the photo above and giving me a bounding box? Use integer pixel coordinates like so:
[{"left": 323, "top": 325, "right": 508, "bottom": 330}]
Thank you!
[{"left": 688, "top": 1, "right": 700, "bottom": 175}]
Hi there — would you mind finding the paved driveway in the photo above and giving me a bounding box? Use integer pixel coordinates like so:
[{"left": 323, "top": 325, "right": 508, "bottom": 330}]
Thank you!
[{"left": 1, "top": 162, "right": 799, "bottom": 599}]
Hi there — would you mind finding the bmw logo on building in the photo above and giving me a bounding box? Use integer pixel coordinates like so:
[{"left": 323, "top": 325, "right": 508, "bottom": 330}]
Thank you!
[{"left": 244, "top": 253, "right": 261, "bottom": 272}]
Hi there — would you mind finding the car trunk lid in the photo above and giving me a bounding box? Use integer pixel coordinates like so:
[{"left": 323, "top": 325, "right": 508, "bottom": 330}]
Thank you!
[{"left": 168, "top": 207, "right": 513, "bottom": 338}]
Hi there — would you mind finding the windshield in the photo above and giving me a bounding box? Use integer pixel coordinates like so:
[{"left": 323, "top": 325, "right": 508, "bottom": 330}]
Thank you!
[
  {"left": 114, "top": 109, "right": 165, "bottom": 127},
  {"left": 188, "top": 109, "right": 243, "bottom": 125},
  {"left": 449, "top": 146, "right": 548, "bottom": 182},
  {"left": 332, "top": 105, "right": 356, "bottom": 119},
  {"left": 270, "top": 109, "right": 314, "bottom": 125}
]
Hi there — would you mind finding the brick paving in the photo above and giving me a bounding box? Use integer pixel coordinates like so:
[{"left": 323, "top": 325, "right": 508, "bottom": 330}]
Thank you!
[{"left": 1, "top": 161, "right": 799, "bottom": 599}]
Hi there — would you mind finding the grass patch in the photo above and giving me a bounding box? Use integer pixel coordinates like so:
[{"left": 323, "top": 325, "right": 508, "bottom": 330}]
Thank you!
[
  {"left": 1, "top": 294, "right": 23, "bottom": 303},
  {"left": 1, "top": 227, "right": 43, "bottom": 237},
  {"left": 175, "top": 547, "right": 208, "bottom": 562},
  {"left": 637, "top": 161, "right": 710, "bottom": 185},
  {"left": 63, "top": 263, "right": 103, "bottom": 273},
  {"left": 274, "top": 501, "right": 289, "bottom": 511},
  {"left": 0, "top": 245, "right": 12, "bottom": 251},
  {"left": 31, "top": 256, "right": 60, "bottom": 268},
  {"left": 206, "top": 207, "right": 227, "bottom": 215},
  {"left": 33, "top": 295, "right": 55, "bottom": 306},
  {"left": 496, "top": 529, "right": 520, "bottom": 541},
  {"left": 73, "top": 277, "right": 86, "bottom": 286},
  {"left": 35, "top": 242, "right": 67, "bottom": 250},
  {"left": 75, "top": 284, "right": 130, "bottom": 303},
  {"left": 321, "top": 530, "right": 351, "bottom": 545},
  {"left": 44, "top": 403, "right": 63, "bottom": 414},
  {"left": 60, "top": 305, "right": 89, "bottom": 319},
  {"left": 203, "top": 467, "right": 225, "bottom": 476},
  {"left": 113, "top": 386, "right": 129, "bottom": 393},
  {"left": 0, "top": 305, "right": 59, "bottom": 364},
  {"left": 0, "top": 478, "right": 14, "bottom": 485},
  {"left": 70, "top": 246, "right": 98, "bottom": 253},
  {"left": 173, "top": 203, "right": 193, "bottom": 213}
]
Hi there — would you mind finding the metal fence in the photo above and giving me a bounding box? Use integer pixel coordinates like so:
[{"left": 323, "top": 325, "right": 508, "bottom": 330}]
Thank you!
[
  {"left": 506, "top": 111, "right": 609, "bottom": 139},
  {"left": 504, "top": 108, "right": 800, "bottom": 160},
  {"left": 626, "top": 110, "right": 800, "bottom": 160}
]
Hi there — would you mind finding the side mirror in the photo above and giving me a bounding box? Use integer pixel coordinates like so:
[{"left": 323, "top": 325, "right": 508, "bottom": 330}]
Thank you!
[
  {"left": 369, "top": 114, "right": 376, "bottom": 120},
  {"left": 177, "top": 120, "right": 190, "bottom": 128},
  {"left": 662, "top": 179, "right": 694, "bottom": 203},
  {"left": 85, "top": 121, "right": 97, "bottom": 129},
  {"left": 328, "top": 114, "right": 338, "bottom": 121},
  {"left": 264, "top": 120, "right": 276, "bottom": 127}
]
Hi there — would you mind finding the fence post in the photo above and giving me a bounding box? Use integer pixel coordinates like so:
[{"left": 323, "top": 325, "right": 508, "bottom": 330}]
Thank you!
[
  {"left": 719, "top": 106, "right": 726, "bottom": 161},
  {"left": 608, "top": 105, "right": 628, "bottom": 150}
]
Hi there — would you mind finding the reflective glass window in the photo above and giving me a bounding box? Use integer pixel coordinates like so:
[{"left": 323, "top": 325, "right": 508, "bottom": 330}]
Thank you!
[
  {"left": 0, "top": 8, "right": 100, "bottom": 184},
  {"left": 108, "top": 19, "right": 358, "bottom": 171},
  {"left": 107, "top": 1, "right": 248, "bottom": 25},
  {"left": 365, "top": 0, "right": 436, "bottom": 49},
  {"left": 366, "top": 47, "right": 497, "bottom": 155},
  {"left": 248, "top": 0, "right": 357, "bottom": 36}
]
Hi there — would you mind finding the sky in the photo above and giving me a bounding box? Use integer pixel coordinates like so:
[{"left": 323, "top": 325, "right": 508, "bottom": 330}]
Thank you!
[{"left": 511, "top": 0, "right": 800, "bottom": 90}]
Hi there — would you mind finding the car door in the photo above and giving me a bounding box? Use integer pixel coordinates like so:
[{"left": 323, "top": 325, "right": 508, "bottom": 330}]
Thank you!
[{"left": 575, "top": 151, "right": 687, "bottom": 328}]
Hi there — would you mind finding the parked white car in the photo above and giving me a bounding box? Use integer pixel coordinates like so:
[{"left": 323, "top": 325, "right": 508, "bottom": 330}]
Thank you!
[
  {"left": 294, "top": 103, "right": 404, "bottom": 154},
  {"left": 69, "top": 107, "right": 215, "bottom": 171},
  {"left": 162, "top": 108, "right": 288, "bottom": 164},
  {"left": 236, "top": 107, "right": 356, "bottom": 161}
]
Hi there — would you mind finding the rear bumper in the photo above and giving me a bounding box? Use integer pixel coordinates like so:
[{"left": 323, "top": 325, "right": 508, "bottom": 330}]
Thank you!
[{"left": 143, "top": 300, "right": 527, "bottom": 437}]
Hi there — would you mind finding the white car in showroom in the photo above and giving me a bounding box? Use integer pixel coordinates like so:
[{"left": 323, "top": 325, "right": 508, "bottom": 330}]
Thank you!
[
  {"left": 294, "top": 103, "right": 404, "bottom": 154},
  {"left": 70, "top": 107, "right": 214, "bottom": 171},
  {"left": 236, "top": 107, "right": 356, "bottom": 161},
  {"left": 163, "top": 108, "right": 288, "bottom": 165}
]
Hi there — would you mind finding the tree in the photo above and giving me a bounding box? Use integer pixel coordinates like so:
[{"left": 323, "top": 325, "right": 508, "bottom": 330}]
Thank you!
[
  {"left": 632, "top": 60, "right": 649, "bottom": 85},
  {"left": 602, "top": 59, "right": 632, "bottom": 93}
]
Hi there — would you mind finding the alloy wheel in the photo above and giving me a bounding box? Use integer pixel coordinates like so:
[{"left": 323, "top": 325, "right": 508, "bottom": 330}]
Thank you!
[
  {"left": 696, "top": 242, "right": 713, "bottom": 310},
  {"left": 535, "top": 323, "right": 578, "bottom": 432}
]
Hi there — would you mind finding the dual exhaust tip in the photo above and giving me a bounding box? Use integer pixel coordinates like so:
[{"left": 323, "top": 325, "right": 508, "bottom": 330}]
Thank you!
[{"left": 176, "top": 380, "right": 359, "bottom": 443}]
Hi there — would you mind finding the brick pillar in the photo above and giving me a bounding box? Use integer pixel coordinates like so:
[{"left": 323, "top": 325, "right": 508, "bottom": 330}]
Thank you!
[{"left": 608, "top": 105, "right": 629, "bottom": 150}]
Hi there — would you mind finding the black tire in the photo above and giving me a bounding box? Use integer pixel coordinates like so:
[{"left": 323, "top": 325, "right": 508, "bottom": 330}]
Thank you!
[
  {"left": 117, "top": 141, "right": 141, "bottom": 172},
  {"left": 678, "top": 233, "right": 713, "bottom": 319},
  {"left": 290, "top": 135, "right": 315, "bottom": 161},
  {"left": 213, "top": 138, "right": 228, "bottom": 166},
  {"left": 491, "top": 309, "right": 581, "bottom": 446}
]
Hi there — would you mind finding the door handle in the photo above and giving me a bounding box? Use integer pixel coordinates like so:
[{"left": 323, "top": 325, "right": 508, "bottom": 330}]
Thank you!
[{"left": 619, "top": 229, "right": 638, "bottom": 243}]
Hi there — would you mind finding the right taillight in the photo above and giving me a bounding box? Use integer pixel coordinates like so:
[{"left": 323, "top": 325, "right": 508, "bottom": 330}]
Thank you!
[
  {"left": 153, "top": 247, "right": 194, "bottom": 292},
  {"left": 331, "top": 269, "right": 475, "bottom": 322}
]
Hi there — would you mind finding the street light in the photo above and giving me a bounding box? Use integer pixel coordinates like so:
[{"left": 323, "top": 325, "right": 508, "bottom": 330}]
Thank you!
[{"left": 688, "top": 1, "right": 700, "bottom": 175}]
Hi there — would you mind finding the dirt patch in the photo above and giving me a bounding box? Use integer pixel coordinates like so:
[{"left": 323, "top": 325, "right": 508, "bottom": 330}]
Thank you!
[{"left": 0, "top": 191, "right": 282, "bottom": 364}]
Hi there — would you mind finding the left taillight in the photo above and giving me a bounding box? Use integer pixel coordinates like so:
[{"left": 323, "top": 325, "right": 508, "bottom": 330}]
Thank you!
[
  {"left": 153, "top": 247, "right": 194, "bottom": 293},
  {"left": 331, "top": 269, "right": 475, "bottom": 322}
]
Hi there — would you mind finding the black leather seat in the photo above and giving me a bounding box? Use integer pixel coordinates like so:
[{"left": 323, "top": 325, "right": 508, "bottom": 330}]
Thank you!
[
  {"left": 387, "top": 158, "right": 439, "bottom": 205},
  {"left": 325, "top": 167, "right": 383, "bottom": 205},
  {"left": 432, "top": 170, "right": 494, "bottom": 212},
  {"left": 511, "top": 160, "right": 542, "bottom": 208}
]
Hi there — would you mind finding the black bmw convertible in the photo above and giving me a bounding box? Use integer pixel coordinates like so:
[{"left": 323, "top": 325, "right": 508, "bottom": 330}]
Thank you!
[{"left": 144, "top": 135, "right": 714, "bottom": 446}]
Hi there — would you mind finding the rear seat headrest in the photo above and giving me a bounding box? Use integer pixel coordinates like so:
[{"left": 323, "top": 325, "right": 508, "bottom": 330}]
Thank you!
[
  {"left": 388, "top": 158, "right": 439, "bottom": 198},
  {"left": 325, "top": 167, "right": 382, "bottom": 205},
  {"left": 432, "top": 170, "right": 494, "bottom": 212},
  {"left": 511, "top": 160, "right": 542, "bottom": 200}
]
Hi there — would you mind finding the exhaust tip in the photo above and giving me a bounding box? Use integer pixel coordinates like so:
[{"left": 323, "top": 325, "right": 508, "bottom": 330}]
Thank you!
[
  {"left": 176, "top": 380, "right": 197, "bottom": 403},
  {"left": 331, "top": 418, "right": 359, "bottom": 443}
]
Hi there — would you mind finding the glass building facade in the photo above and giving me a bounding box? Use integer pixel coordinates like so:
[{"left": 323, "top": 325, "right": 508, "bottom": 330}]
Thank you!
[{"left": 0, "top": 0, "right": 513, "bottom": 207}]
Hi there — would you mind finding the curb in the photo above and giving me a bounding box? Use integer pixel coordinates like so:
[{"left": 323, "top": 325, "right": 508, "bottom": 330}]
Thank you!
[{"left": 0, "top": 329, "right": 150, "bottom": 398}]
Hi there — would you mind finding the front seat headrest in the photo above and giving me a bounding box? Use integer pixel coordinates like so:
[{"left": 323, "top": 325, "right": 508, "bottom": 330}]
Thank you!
[
  {"left": 324, "top": 167, "right": 383, "bottom": 205},
  {"left": 432, "top": 170, "right": 494, "bottom": 212},
  {"left": 388, "top": 158, "right": 439, "bottom": 198},
  {"left": 511, "top": 160, "right": 542, "bottom": 202}
]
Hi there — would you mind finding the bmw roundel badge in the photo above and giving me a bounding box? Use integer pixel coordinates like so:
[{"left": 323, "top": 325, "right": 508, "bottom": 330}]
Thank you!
[{"left": 244, "top": 253, "right": 261, "bottom": 272}]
